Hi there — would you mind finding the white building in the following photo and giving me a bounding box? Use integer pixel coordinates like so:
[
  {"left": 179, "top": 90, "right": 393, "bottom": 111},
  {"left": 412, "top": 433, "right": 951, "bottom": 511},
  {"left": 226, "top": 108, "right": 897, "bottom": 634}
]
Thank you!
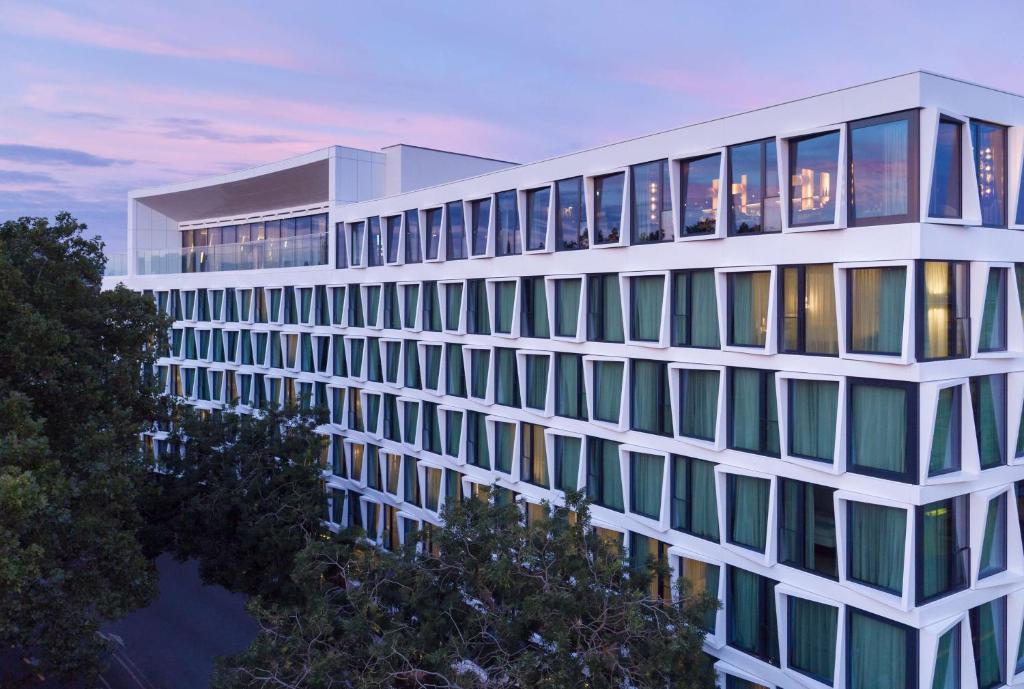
[{"left": 107, "top": 71, "right": 1024, "bottom": 689}]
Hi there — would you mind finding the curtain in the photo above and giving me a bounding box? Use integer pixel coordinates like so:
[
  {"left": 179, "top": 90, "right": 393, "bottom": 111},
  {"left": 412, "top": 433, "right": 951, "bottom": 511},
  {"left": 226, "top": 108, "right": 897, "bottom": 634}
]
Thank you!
[
  {"left": 367, "top": 339, "right": 382, "bottom": 382},
  {"left": 690, "top": 458, "right": 719, "bottom": 540},
  {"left": 920, "top": 499, "right": 954, "bottom": 600},
  {"left": 424, "top": 346, "right": 441, "bottom": 390},
  {"left": 523, "top": 278, "right": 550, "bottom": 338},
  {"left": 850, "top": 384, "right": 906, "bottom": 475},
  {"left": 730, "top": 475, "right": 769, "bottom": 551},
  {"left": 496, "top": 282, "right": 515, "bottom": 333},
  {"left": 681, "top": 559, "right": 720, "bottom": 631},
  {"left": 630, "top": 453, "right": 663, "bottom": 519},
  {"left": 556, "top": 354, "right": 584, "bottom": 419},
  {"left": 495, "top": 349, "right": 519, "bottom": 407},
  {"left": 681, "top": 370, "right": 719, "bottom": 441},
  {"left": 446, "top": 345, "right": 464, "bottom": 397},
  {"left": 923, "top": 262, "right": 951, "bottom": 359},
  {"left": 556, "top": 280, "right": 581, "bottom": 337},
  {"left": 788, "top": 597, "right": 837, "bottom": 683},
  {"left": 692, "top": 270, "right": 720, "bottom": 347},
  {"left": 930, "top": 387, "right": 958, "bottom": 474},
  {"left": 730, "top": 272, "right": 769, "bottom": 346},
  {"left": 495, "top": 423, "right": 515, "bottom": 473},
  {"left": 403, "top": 456, "right": 418, "bottom": 504},
  {"left": 933, "top": 626, "right": 958, "bottom": 689},
  {"left": 404, "top": 285, "right": 419, "bottom": 327},
  {"left": 979, "top": 494, "right": 1007, "bottom": 577},
  {"left": 366, "top": 286, "right": 380, "bottom": 326},
  {"left": 300, "top": 335, "right": 314, "bottom": 373},
  {"left": 727, "top": 567, "right": 763, "bottom": 654},
  {"left": 365, "top": 395, "right": 380, "bottom": 432},
  {"left": 444, "top": 468, "right": 461, "bottom": 501},
  {"left": 850, "top": 267, "right": 906, "bottom": 354},
  {"left": 591, "top": 439, "right": 623, "bottom": 511},
  {"left": 848, "top": 610, "right": 907, "bottom": 689},
  {"left": 445, "top": 284, "right": 462, "bottom": 330},
  {"left": 973, "top": 599, "right": 1006, "bottom": 689},
  {"left": 972, "top": 374, "right": 1006, "bottom": 469},
  {"left": 468, "top": 281, "right": 490, "bottom": 335},
  {"left": 979, "top": 269, "right": 1006, "bottom": 351},
  {"left": 445, "top": 411, "right": 462, "bottom": 457},
  {"left": 423, "top": 404, "right": 441, "bottom": 453},
  {"left": 631, "top": 360, "right": 666, "bottom": 434},
  {"left": 525, "top": 356, "right": 549, "bottom": 410},
  {"left": 849, "top": 502, "right": 906, "bottom": 593},
  {"left": 404, "top": 342, "right": 420, "bottom": 388},
  {"left": 632, "top": 276, "right": 664, "bottom": 341},
  {"left": 602, "top": 275, "right": 625, "bottom": 342},
  {"left": 470, "top": 349, "right": 490, "bottom": 399},
  {"left": 555, "top": 436, "right": 581, "bottom": 491},
  {"left": 730, "top": 368, "right": 762, "bottom": 451},
  {"left": 789, "top": 379, "right": 838, "bottom": 462},
  {"left": 349, "top": 339, "right": 364, "bottom": 376},
  {"left": 594, "top": 361, "right": 624, "bottom": 422},
  {"left": 424, "top": 468, "right": 441, "bottom": 512},
  {"left": 804, "top": 264, "right": 838, "bottom": 353},
  {"left": 403, "top": 403, "right": 418, "bottom": 444},
  {"left": 424, "top": 283, "right": 441, "bottom": 331}
]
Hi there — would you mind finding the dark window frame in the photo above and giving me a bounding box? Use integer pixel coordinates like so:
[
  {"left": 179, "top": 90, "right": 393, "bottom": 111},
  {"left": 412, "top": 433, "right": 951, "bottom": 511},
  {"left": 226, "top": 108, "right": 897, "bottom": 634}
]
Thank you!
[
  {"left": 787, "top": 130, "right": 842, "bottom": 229},
  {"left": 970, "top": 118, "right": 1010, "bottom": 229},
  {"left": 679, "top": 153, "right": 722, "bottom": 237},
  {"left": 629, "top": 359, "right": 672, "bottom": 437},
  {"left": 977, "top": 267, "right": 1008, "bottom": 354},
  {"left": 777, "top": 478, "right": 839, "bottom": 580},
  {"left": 630, "top": 158, "right": 672, "bottom": 244},
  {"left": 847, "top": 109, "right": 921, "bottom": 227},
  {"left": 777, "top": 263, "right": 838, "bottom": 357},
  {"left": 845, "top": 265, "right": 907, "bottom": 357},
  {"left": 669, "top": 454, "right": 719, "bottom": 543},
  {"left": 915, "top": 260, "right": 970, "bottom": 362},
  {"left": 555, "top": 176, "right": 588, "bottom": 252},
  {"left": 845, "top": 607, "right": 918, "bottom": 689},
  {"left": 726, "top": 367, "right": 780, "bottom": 458},
  {"left": 725, "top": 565, "right": 780, "bottom": 666},
  {"left": 915, "top": 495, "right": 970, "bottom": 605},
  {"left": 727, "top": 137, "right": 780, "bottom": 236},
  {"left": 846, "top": 377, "right": 919, "bottom": 483}
]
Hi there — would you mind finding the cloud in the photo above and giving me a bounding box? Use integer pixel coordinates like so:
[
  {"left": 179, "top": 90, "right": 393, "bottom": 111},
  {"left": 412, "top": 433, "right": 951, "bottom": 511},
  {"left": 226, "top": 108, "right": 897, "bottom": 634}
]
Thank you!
[
  {"left": 0, "top": 170, "right": 62, "bottom": 185},
  {"left": 154, "top": 117, "right": 301, "bottom": 145},
  {"left": 0, "top": 144, "right": 129, "bottom": 167}
]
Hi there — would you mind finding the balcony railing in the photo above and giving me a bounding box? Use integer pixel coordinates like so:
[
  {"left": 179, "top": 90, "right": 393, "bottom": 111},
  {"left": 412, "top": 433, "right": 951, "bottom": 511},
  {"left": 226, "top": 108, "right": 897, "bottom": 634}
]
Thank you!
[{"left": 133, "top": 233, "right": 329, "bottom": 275}]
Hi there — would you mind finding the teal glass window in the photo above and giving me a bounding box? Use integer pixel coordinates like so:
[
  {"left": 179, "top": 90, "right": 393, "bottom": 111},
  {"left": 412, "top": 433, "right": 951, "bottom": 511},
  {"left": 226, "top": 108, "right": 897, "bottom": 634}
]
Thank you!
[
  {"left": 847, "top": 501, "right": 906, "bottom": 595},
  {"left": 778, "top": 478, "right": 837, "bottom": 578},
  {"left": 630, "top": 359, "right": 671, "bottom": 437},
  {"left": 727, "top": 566, "right": 778, "bottom": 665},
  {"left": 846, "top": 609, "right": 915, "bottom": 689},
  {"left": 670, "top": 455, "right": 719, "bottom": 541},
  {"left": 787, "top": 597, "right": 838, "bottom": 684},
  {"left": 916, "top": 496, "right": 969, "bottom": 603},
  {"left": 848, "top": 266, "right": 906, "bottom": 355},
  {"left": 848, "top": 379, "right": 915, "bottom": 481},
  {"left": 729, "top": 368, "right": 779, "bottom": 456},
  {"left": 630, "top": 275, "right": 664, "bottom": 342},
  {"left": 728, "top": 271, "right": 770, "bottom": 347},
  {"left": 788, "top": 379, "right": 838, "bottom": 463},
  {"left": 585, "top": 437, "right": 623, "bottom": 511},
  {"left": 678, "top": 369, "right": 719, "bottom": 442},
  {"left": 629, "top": 452, "right": 664, "bottom": 519},
  {"left": 727, "top": 474, "right": 770, "bottom": 552},
  {"left": 671, "top": 269, "right": 720, "bottom": 348}
]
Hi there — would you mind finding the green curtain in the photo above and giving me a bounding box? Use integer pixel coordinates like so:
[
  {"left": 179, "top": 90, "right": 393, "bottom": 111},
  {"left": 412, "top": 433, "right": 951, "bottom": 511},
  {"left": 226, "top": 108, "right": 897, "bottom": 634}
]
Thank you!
[
  {"left": 848, "top": 502, "right": 906, "bottom": 593},
  {"left": 972, "top": 375, "right": 1006, "bottom": 469},
  {"left": 496, "top": 282, "right": 516, "bottom": 333},
  {"left": 933, "top": 626, "right": 958, "bottom": 689},
  {"left": 365, "top": 286, "right": 380, "bottom": 326},
  {"left": 630, "top": 452, "right": 663, "bottom": 519},
  {"left": 848, "top": 610, "right": 907, "bottom": 689},
  {"left": 301, "top": 334, "right": 314, "bottom": 373},
  {"left": 555, "top": 436, "right": 581, "bottom": 491},
  {"left": 403, "top": 402, "right": 418, "bottom": 444},
  {"left": 300, "top": 288, "right": 312, "bottom": 323},
  {"left": 467, "top": 280, "right": 490, "bottom": 335},
  {"left": 692, "top": 270, "right": 720, "bottom": 347},
  {"left": 730, "top": 475, "right": 769, "bottom": 551},
  {"left": 424, "top": 345, "right": 441, "bottom": 390},
  {"left": 920, "top": 498, "right": 958, "bottom": 600},
  {"left": 680, "top": 369, "right": 719, "bottom": 440},
  {"left": 424, "top": 282, "right": 441, "bottom": 331},
  {"left": 349, "top": 339, "right": 364, "bottom": 376},
  {"left": 404, "top": 285, "right": 419, "bottom": 327},
  {"left": 445, "top": 283, "right": 462, "bottom": 331},
  {"left": 730, "top": 368, "right": 761, "bottom": 451},
  {"left": 788, "top": 597, "right": 837, "bottom": 683},
  {"left": 445, "top": 411, "right": 462, "bottom": 457},
  {"left": 367, "top": 339, "right": 382, "bottom": 382},
  {"left": 979, "top": 269, "right": 1006, "bottom": 351},
  {"left": 631, "top": 276, "right": 664, "bottom": 341},
  {"left": 601, "top": 275, "right": 625, "bottom": 342},
  {"left": 423, "top": 403, "right": 441, "bottom": 453},
  {"left": 403, "top": 456, "right": 418, "bottom": 504},
  {"left": 524, "top": 277, "right": 550, "bottom": 338},
  {"left": 525, "top": 355, "right": 549, "bottom": 410},
  {"left": 588, "top": 439, "right": 623, "bottom": 511},
  {"left": 973, "top": 599, "right": 1006, "bottom": 689},
  {"left": 726, "top": 568, "right": 775, "bottom": 660},
  {"left": 850, "top": 383, "right": 907, "bottom": 475},
  {"left": 333, "top": 335, "right": 347, "bottom": 376},
  {"left": 729, "top": 272, "right": 769, "bottom": 346},
  {"left": 850, "top": 267, "right": 905, "bottom": 354},
  {"left": 593, "top": 361, "right": 624, "bottom": 422},
  {"left": 470, "top": 349, "right": 490, "bottom": 398},
  {"left": 404, "top": 341, "right": 420, "bottom": 388},
  {"left": 365, "top": 394, "right": 380, "bottom": 433},
  {"left": 929, "top": 387, "right": 958, "bottom": 474},
  {"left": 631, "top": 360, "right": 668, "bottom": 434},
  {"left": 690, "top": 458, "right": 719, "bottom": 540},
  {"left": 495, "top": 422, "right": 515, "bottom": 473},
  {"left": 445, "top": 468, "right": 461, "bottom": 501},
  {"left": 789, "top": 379, "right": 838, "bottom": 462},
  {"left": 979, "top": 494, "right": 1007, "bottom": 578},
  {"left": 555, "top": 353, "right": 585, "bottom": 419},
  {"left": 446, "top": 344, "right": 465, "bottom": 397},
  {"left": 556, "top": 280, "right": 582, "bottom": 337},
  {"left": 494, "top": 349, "right": 519, "bottom": 407}
]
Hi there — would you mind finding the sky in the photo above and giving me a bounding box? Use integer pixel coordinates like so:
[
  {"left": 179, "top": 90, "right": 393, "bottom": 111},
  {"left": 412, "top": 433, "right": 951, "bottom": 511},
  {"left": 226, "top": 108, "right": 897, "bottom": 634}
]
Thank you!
[{"left": 1, "top": 0, "right": 1024, "bottom": 255}]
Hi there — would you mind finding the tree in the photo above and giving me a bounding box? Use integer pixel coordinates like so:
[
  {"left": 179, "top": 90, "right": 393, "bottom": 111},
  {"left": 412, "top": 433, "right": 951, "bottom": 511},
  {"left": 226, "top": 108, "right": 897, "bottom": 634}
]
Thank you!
[
  {"left": 214, "top": 491, "right": 718, "bottom": 689},
  {"left": 139, "top": 403, "right": 327, "bottom": 602},
  {"left": 0, "top": 214, "right": 167, "bottom": 682}
]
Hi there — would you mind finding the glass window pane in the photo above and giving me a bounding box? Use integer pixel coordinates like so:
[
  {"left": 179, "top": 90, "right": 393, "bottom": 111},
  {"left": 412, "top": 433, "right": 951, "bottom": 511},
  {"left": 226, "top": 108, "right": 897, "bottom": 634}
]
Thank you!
[
  {"left": 730, "top": 368, "right": 779, "bottom": 456},
  {"left": 526, "top": 187, "right": 549, "bottom": 251},
  {"left": 495, "top": 190, "right": 521, "bottom": 256},
  {"left": 629, "top": 452, "right": 664, "bottom": 519},
  {"left": 790, "top": 131, "right": 840, "bottom": 226},
  {"left": 848, "top": 501, "right": 906, "bottom": 594},
  {"left": 930, "top": 119, "right": 962, "bottom": 219},
  {"left": 630, "top": 360, "right": 671, "bottom": 436},
  {"left": 929, "top": 386, "right": 961, "bottom": 476},
  {"left": 424, "top": 209, "right": 442, "bottom": 260},
  {"left": 728, "top": 271, "right": 770, "bottom": 347},
  {"left": 847, "top": 610, "right": 911, "bottom": 689},
  {"left": 779, "top": 479, "right": 837, "bottom": 577},
  {"left": 728, "top": 475, "right": 770, "bottom": 552},
  {"left": 970, "top": 597, "right": 1007, "bottom": 689},
  {"left": 849, "top": 266, "right": 906, "bottom": 355},
  {"left": 850, "top": 114, "right": 912, "bottom": 222},
  {"left": 555, "top": 279, "right": 582, "bottom": 338},
  {"left": 727, "top": 566, "right": 778, "bottom": 664},
  {"left": 788, "top": 597, "right": 838, "bottom": 684},
  {"left": 971, "top": 374, "right": 1006, "bottom": 469},
  {"left": 631, "top": 275, "right": 664, "bottom": 342},
  {"left": 404, "top": 209, "right": 421, "bottom": 263},
  {"left": 679, "top": 369, "right": 719, "bottom": 441},
  {"left": 979, "top": 493, "right": 1007, "bottom": 579},
  {"left": 918, "top": 497, "right": 969, "bottom": 601},
  {"left": 979, "top": 268, "right": 1007, "bottom": 352},
  {"left": 554, "top": 435, "right": 581, "bottom": 492},
  {"left": 631, "top": 159, "right": 672, "bottom": 243},
  {"left": 933, "top": 626, "right": 960, "bottom": 689},
  {"left": 788, "top": 379, "right": 838, "bottom": 462},
  {"left": 556, "top": 177, "right": 588, "bottom": 250},
  {"left": 593, "top": 360, "right": 624, "bottom": 423},
  {"left": 972, "top": 121, "right": 1008, "bottom": 228},
  {"left": 681, "top": 154, "right": 721, "bottom": 236},
  {"left": 593, "top": 172, "right": 624, "bottom": 244},
  {"left": 471, "top": 198, "right": 490, "bottom": 256},
  {"left": 920, "top": 261, "right": 969, "bottom": 360},
  {"left": 446, "top": 201, "right": 466, "bottom": 260},
  {"left": 849, "top": 382, "right": 910, "bottom": 479}
]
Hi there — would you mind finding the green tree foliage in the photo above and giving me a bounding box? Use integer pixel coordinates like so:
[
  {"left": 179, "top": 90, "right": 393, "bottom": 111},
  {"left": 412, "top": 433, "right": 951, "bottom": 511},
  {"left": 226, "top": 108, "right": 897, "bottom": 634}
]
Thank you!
[
  {"left": 214, "top": 491, "right": 717, "bottom": 689},
  {"left": 0, "top": 214, "right": 167, "bottom": 681},
  {"left": 140, "top": 404, "right": 327, "bottom": 602}
]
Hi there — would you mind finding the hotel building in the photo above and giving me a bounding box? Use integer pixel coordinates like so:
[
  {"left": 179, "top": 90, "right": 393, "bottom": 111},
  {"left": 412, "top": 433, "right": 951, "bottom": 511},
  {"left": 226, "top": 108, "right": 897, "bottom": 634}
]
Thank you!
[{"left": 107, "top": 71, "right": 1024, "bottom": 689}]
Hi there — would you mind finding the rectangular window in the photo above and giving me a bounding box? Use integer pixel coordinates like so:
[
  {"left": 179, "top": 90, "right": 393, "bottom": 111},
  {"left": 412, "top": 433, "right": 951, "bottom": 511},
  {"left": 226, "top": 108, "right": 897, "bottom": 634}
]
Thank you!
[
  {"left": 445, "top": 344, "right": 465, "bottom": 398},
  {"left": 556, "top": 177, "right": 588, "bottom": 250},
  {"left": 916, "top": 496, "right": 970, "bottom": 603},
  {"left": 593, "top": 172, "right": 625, "bottom": 244},
  {"left": 421, "top": 281, "right": 441, "bottom": 332},
  {"left": 349, "top": 221, "right": 365, "bottom": 267},
  {"left": 384, "top": 215, "right": 401, "bottom": 263},
  {"left": 466, "top": 279, "right": 490, "bottom": 335},
  {"left": 678, "top": 369, "right": 719, "bottom": 442},
  {"left": 849, "top": 110, "right": 918, "bottom": 225},
  {"left": 629, "top": 452, "right": 663, "bottom": 519},
  {"left": 848, "top": 266, "right": 906, "bottom": 355},
  {"left": 680, "top": 558, "right": 720, "bottom": 632},
  {"left": 444, "top": 282, "right": 462, "bottom": 331},
  {"left": 445, "top": 411, "right": 462, "bottom": 458},
  {"left": 788, "top": 597, "right": 838, "bottom": 685},
  {"left": 971, "top": 373, "right": 1006, "bottom": 469},
  {"left": 979, "top": 493, "right": 1007, "bottom": 579},
  {"left": 779, "top": 264, "right": 838, "bottom": 355},
  {"left": 918, "top": 261, "right": 969, "bottom": 360},
  {"left": 520, "top": 422, "right": 548, "bottom": 487},
  {"left": 847, "top": 501, "right": 907, "bottom": 594},
  {"left": 727, "top": 474, "right": 770, "bottom": 552},
  {"left": 971, "top": 120, "right": 1008, "bottom": 228},
  {"left": 628, "top": 532, "right": 670, "bottom": 601},
  {"left": 465, "top": 411, "right": 489, "bottom": 469},
  {"left": 470, "top": 197, "right": 490, "bottom": 256},
  {"left": 554, "top": 435, "right": 581, "bottom": 492},
  {"left": 334, "top": 222, "right": 348, "bottom": 268},
  {"left": 403, "top": 284, "right": 419, "bottom": 330},
  {"left": 494, "top": 348, "right": 520, "bottom": 408},
  {"left": 493, "top": 421, "right": 514, "bottom": 473},
  {"left": 671, "top": 270, "right": 720, "bottom": 348},
  {"left": 424, "top": 208, "right": 442, "bottom": 260},
  {"left": 630, "top": 359, "right": 672, "bottom": 437},
  {"left": 788, "top": 379, "right": 839, "bottom": 463},
  {"left": 790, "top": 131, "right": 840, "bottom": 226},
  {"left": 630, "top": 275, "right": 664, "bottom": 342},
  {"left": 493, "top": 281, "right": 516, "bottom": 334},
  {"left": 586, "top": 437, "right": 623, "bottom": 511},
  {"left": 554, "top": 353, "right": 587, "bottom": 420},
  {"left": 778, "top": 479, "right": 837, "bottom": 578},
  {"left": 383, "top": 283, "right": 400, "bottom": 329},
  {"left": 445, "top": 200, "right": 466, "bottom": 260},
  {"left": 403, "top": 209, "right": 421, "bottom": 264},
  {"left": 728, "top": 271, "right": 770, "bottom": 347},
  {"left": 587, "top": 274, "right": 624, "bottom": 343},
  {"left": 526, "top": 186, "right": 550, "bottom": 251},
  {"left": 670, "top": 455, "right": 719, "bottom": 541},
  {"left": 680, "top": 154, "right": 721, "bottom": 236},
  {"left": 592, "top": 360, "right": 624, "bottom": 423},
  {"left": 979, "top": 268, "right": 1007, "bottom": 352},
  {"left": 848, "top": 379, "right": 915, "bottom": 481},
  {"left": 631, "top": 159, "right": 672, "bottom": 243},
  {"left": 554, "top": 278, "right": 582, "bottom": 338},
  {"left": 729, "top": 368, "right": 780, "bottom": 456},
  {"left": 520, "top": 276, "right": 549, "bottom": 338},
  {"left": 728, "top": 139, "right": 781, "bottom": 235},
  {"left": 846, "top": 609, "right": 916, "bottom": 689},
  {"left": 930, "top": 386, "right": 962, "bottom": 476},
  {"left": 495, "top": 190, "right": 521, "bottom": 256},
  {"left": 970, "top": 597, "right": 1007, "bottom": 689},
  {"left": 727, "top": 566, "right": 779, "bottom": 665},
  {"left": 367, "top": 217, "right": 383, "bottom": 267},
  {"left": 930, "top": 118, "right": 963, "bottom": 219}
]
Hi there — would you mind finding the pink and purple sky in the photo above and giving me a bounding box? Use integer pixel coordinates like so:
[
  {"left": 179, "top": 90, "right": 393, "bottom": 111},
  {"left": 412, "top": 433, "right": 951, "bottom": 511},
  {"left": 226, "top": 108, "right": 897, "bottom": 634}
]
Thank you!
[{"left": 1, "top": 0, "right": 1022, "bottom": 253}]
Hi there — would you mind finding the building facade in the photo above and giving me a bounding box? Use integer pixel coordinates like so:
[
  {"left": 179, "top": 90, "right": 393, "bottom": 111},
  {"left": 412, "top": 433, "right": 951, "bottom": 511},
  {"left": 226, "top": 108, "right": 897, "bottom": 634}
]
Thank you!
[{"left": 108, "top": 71, "right": 1024, "bottom": 689}]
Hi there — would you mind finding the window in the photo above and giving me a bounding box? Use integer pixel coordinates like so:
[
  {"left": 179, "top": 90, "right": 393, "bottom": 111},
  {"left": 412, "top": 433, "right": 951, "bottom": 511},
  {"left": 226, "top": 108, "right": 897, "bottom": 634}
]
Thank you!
[
  {"left": 971, "top": 120, "right": 1008, "bottom": 228},
  {"left": 848, "top": 266, "right": 906, "bottom": 355},
  {"left": 848, "top": 379, "right": 915, "bottom": 481},
  {"left": 670, "top": 455, "right": 719, "bottom": 541},
  {"left": 385, "top": 215, "right": 401, "bottom": 263},
  {"left": 402, "top": 209, "right": 421, "bottom": 264},
  {"left": 422, "top": 281, "right": 441, "bottom": 332},
  {"left": 367, "top": 217, "right": 383, "bottom": 267},
  {"left": 403, "top": 455, "right": 419, "bottom": 505},
  {"left": 728, "top": 271, "right": 770, "bottom": 347},
  {"left": 918, "top": 261, "right": 969, "bottom": 360},
  {"left": 788, "top": 597, "right": 838, "bottom": 685},
  {"left": 403, "top": 284, "right": 419, "bottom": 330},
  {"left": 629, "top": 452, "right": 663, "bottom": 519},
  {"left": 779, "top": 479, "right": 837, "bottom": 578},
  {"left": 916, "top": 496, "right": 970, "bottom": 603},
  {"left": 789, "top": 131, "right": 840, "bottom": 226},
  {"left": 727, "top": 474, "right": 770, "bottom": 552},
  {"left": 349, "top": 221, "right": 365, "bottom": 266},
  {"left": 592, "top": 172, "right": 624, "bottom": 244},
  {"left": 630, "top": 360, "right": 671, "bottom": 436},
  {"left": 554, "top": 278, "right": 582, "bottom": 338},
  {"left": 849, "top": 110, "right": 918, "bottom": 225},
  {"left": 970, "top": 597, "right": 1007, "bottom": 689},
  {"left": 335, "top": 222, "right": 347, "bottom": 268},
  {"left": 628, "top": 532, "right": 670, "bottom": 601},
  {"left": 631, "top": 159, "right": 672, "bottom": 243},
  {"left": 494, "top": 348, "right": 520, "bottom": 408},
  {"left": 586, "top": 437, "right": 623, "bottom": 511},
  {"left": 930, "top": 117, "right": 963, "bottom": 219},
  {"left": 847, "top": 501, "right": 906, "bottom": 595},
  {"left": 930, "top": 386, "right": 962, "bottom": 476},
  {"left": 680, "top": 154, "right": 721, "bottom": 236},
  {"left": 466, "top": 411, "right": 489, "bottom": 469},
  {"left": 728, "top": 139, "right": 781, "bottom": 235},
  {"left": 520, "top": 423, "right": 547, "bottom": 487},
  {"left": 788, "top": 379, "right": 839, "bottom": 463},
  {"left": 520, "top": 277, "right": 549, "bottom": 338},
  {"left": 444, "top": 282, "right": 462, "bottom": 331},
  {"left": 630, "top": 275, "right": 664, "bottom": 342},
  {"left": 495, "top": 190, "right": 520, "bottom": 256},
  {"left": 526, "top": 187, "right": 550, "bottom": 250},
  {"left": 592, "top": 360, "right": 624, "bottom": 423},
  {"left": 979, "top": 493, "right": 1007, "bottom": 579},
  {"left": 424, "top": 208, "right": 442, "bottom": 260},
  {"left": 383, "top": 283, "right": 401, "bottom": 329},
  {"left": 727, "top": 566, "right": 778, "bottom": 665},
  {"left": 846, "top": 609, "right": 916, "bottom": 689},
  {"left": 466, "top": 279, "right": 489, "bottom": 335},
  {"left": 470, "top": 197, "right": 490, "bottom": 256},
  {"left": 445, "top": 344, "right": 465, "bottom": 397},
  {"left": 729, "top": 368, "right": 779, "bottom": 456},
  {"left": 554, "top": 353, "right": 587, "bottom": 420},
  {"left": 556, "top": 177, "right": 588, "bottom": 250},
  {"left": 493, "top": 421, "right": 514, "bottom": 473},
  {"left": 403, "top": 340, "right": 420, "bottom": 389},
  {"left": 553, "top": 435, "right": 581, "bottom": 492},
  {"left": 446, "top": 201, "right": 467, "bottom": 260},
  {"left": 445, "top": 411, "right": 462, "bottom": 458},
  {"left": 671, "top": 270, "right": 719, "bottom": 348},
  {"left": 468, "top": 349, "right": 489, "bottom": 400},
  {"left": 493, "top": 281, "right": 516, "bottom": 334},
  {"left": 587, "top": 274, "right": 624, "bottom": 343},
  {"left": 979, "top": 268, "right": 1007, "bottom": 352},
  {"left": 933, "top": 625, "right": 961, "bottom": 689},
  {"left": 779, "top": 264, "right": 838, "bottom": 355},
  {"left": 971, "top": 374, "right": 1006, "bottom": 469},
  {"left": 678, "top": 369, "right": 719, "bottom": 442},
  {"left": 679, "top": 557, "right": 720, "bottom": 632}
]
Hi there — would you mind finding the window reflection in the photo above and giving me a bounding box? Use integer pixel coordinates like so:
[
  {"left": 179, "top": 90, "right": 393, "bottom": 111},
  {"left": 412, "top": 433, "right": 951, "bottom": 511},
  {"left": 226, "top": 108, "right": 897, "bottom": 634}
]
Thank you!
[
  {"left": 385, "top": 215, "right": 401, "bottom": 264},
  {"left": 424, "top": 208, "right": 442, "bottom": 260},
  {"left": 593, "top": 172, "right": 625, "bottom": 244},
  {"left": 631, "top": 159, "right": 672, "bottom": 243},
  {"left": 367, "top": 217, "right": 383, "bottom": 267},
  {"left": 404, "top": 209, "right": 421, "bottom": 264},
  {"left": 471, "top": 198, "right": 490, "bottom": 256},
  {"left": 728, "top": 139, "right": 781, "bottom": 235},
  {"left": 780, "top": 264, "right": 837, "bottom": 355},
  {"left": 849, "top": 112, "right": 916, "bottom": 224},
  {"left": 556, "top": 177, "right": 588, "bottom": 250},
  {"left": 446, "top": 200, "right": 467, "bottom": 260},
  {"left": 971, "top": 120, "right": 1008, "bottom": 227},
  {"left": 930, "top": 118, "right": 962, "bottom": 219},
  {"left": 526, "top": 187, "right": 550, "bottom": 251},
  {"left": 495, "top": 190, "right": 520, "bottom": 256},
  {"left": 790, "top": 131, "right": 839, "bottom": 226},
  {"left": 681, "top": 154, "right": 721, "bottom": 236}
]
